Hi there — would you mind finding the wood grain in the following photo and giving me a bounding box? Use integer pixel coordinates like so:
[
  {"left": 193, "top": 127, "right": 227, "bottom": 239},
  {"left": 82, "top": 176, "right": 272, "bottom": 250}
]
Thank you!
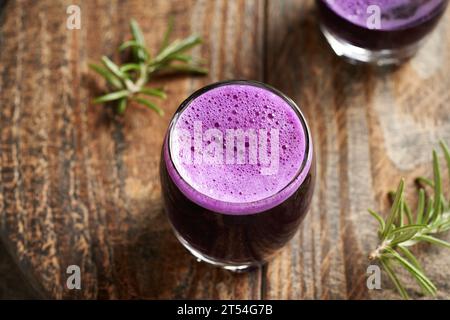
[
  {"left": 264, "top": 0, "right": 450, "bottom": 300},
  {"left": 1, "top": 0, "right": 450, "bottom": 299},
  {"left": 0, "top": 0, "right": 264, "bottom": 299}
]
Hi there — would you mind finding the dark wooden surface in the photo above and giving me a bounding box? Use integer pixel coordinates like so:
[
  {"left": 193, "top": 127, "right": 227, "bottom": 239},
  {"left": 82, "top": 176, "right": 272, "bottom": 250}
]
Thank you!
[
  {"left": 1, "top": 0, "right": 450, "bottom": 299},
  {"left": 0, "top": 240, "right": 37, "bottom": 299}
]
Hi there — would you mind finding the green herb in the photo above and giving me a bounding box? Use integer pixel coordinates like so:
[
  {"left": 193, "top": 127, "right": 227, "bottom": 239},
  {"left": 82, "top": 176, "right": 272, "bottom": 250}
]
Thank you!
[
  {"left": 89, "top": 18, "right": 208, "bottom": 115},
  {"left": 368, "top": 140, "right": 450, "bottom": 299}
]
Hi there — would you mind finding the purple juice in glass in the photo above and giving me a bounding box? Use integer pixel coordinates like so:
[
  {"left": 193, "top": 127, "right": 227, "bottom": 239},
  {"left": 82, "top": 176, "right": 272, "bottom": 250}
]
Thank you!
[
  {"left": 317, "top": 0, "right": 448, "bottom": 65},
  {"left": 160, "top": 81, "right": 315, "bottom": 271}
]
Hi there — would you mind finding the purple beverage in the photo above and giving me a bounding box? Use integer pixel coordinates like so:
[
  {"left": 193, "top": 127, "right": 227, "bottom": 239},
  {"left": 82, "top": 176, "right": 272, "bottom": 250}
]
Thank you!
[
  {"left": 160, "top": 81, "right": 315, "bottom": 270},
  {"left": 317, "top": 0, "right": 448, "bottom": 64}
]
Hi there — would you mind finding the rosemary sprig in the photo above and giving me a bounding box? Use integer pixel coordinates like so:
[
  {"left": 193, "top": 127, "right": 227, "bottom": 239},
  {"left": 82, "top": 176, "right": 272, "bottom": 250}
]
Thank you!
[
  {"left": 89, "top": 19, "right": 207, "bottom": 115},
  {"left": 368, "top": 140, "right": 450, "bottom": 299}
]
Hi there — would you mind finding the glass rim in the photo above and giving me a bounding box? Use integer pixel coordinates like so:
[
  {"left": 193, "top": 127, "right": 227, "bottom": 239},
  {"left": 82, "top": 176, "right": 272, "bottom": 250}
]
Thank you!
[{"left": 165, "top": 79, "right": 313, "bottom": 214}]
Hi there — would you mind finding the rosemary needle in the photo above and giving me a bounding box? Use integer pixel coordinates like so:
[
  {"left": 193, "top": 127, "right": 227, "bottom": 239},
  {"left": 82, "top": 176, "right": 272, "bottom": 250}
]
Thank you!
[
  {"left": 368, "top": 140, "right": 450, "bottom": 299},
  {"left": 90, "top": 18, "right": 208, "bottom": 115}
]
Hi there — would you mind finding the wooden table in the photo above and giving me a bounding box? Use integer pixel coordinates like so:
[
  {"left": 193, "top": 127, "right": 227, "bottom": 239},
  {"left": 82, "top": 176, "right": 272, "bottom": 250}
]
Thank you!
[{"left": 1, "top": 0, "right": 450, "bottom": 299}]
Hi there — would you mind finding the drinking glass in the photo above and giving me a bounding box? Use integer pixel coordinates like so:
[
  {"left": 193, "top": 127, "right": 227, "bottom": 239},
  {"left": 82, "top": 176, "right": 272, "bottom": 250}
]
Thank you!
[
  {"left": 160, "top": 80, "right": 315, "bottom": 271},
  {"left": 317, "top": 0, "right": 449, "bottom": 65}
]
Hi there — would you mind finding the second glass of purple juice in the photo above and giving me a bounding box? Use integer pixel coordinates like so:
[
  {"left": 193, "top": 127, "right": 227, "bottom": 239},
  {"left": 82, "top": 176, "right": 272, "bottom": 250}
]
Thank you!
[
  {"left": 317, "top": 0, "right": 448, "bottom": 65},
  {"left": 160, "top": 80, "right": 315, "bottom": 271}
]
